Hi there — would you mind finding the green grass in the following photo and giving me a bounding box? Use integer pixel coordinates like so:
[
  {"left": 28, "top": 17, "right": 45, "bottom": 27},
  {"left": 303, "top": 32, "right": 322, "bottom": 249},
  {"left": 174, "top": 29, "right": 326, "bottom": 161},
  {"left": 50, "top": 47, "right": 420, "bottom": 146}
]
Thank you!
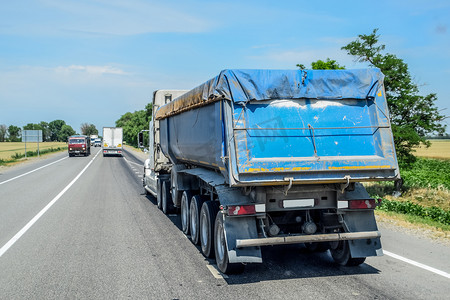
[
  {"left": 376, "top": 210, "right": 450, "bottom": 234},
  {"left": 367, "top": 157, "right": 450, "bottom": 229},
  {"left": 377, "top": 199, "right": 450, "bottom": 225},
  {"left": 400, "top": 158, "right": 450, "bottom": 190}
]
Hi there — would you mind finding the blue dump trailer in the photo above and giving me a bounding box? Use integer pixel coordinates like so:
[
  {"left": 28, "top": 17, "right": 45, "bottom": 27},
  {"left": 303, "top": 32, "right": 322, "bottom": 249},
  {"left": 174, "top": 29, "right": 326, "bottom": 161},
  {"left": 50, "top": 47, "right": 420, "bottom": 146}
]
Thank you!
[{"left": 144, "top": 69, "right": 399, "bottom": 274}]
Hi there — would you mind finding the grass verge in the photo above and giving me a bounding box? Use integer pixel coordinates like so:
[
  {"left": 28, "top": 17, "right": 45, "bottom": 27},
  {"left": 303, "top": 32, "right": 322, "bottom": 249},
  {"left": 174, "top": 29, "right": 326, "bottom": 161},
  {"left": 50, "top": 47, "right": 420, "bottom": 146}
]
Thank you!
[
  {"left": 0, "top": 146, "right": 67, "bottom": 166},
  {"left": 366, "top": 156, "right": 450, "bottom": 240},
  {"left": 375, "top": 210, "right": 450, "bottom": 243}
]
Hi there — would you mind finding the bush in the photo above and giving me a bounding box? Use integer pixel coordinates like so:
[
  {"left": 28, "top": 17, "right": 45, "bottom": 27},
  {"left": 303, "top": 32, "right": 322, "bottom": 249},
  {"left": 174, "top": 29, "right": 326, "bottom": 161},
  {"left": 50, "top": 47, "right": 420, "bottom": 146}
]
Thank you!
[
  {"left": 400, "top": 158, "right": 450, "bottom": 190},
  {"left": 377, "top": 199, "right": 450, "bottom": 225}
]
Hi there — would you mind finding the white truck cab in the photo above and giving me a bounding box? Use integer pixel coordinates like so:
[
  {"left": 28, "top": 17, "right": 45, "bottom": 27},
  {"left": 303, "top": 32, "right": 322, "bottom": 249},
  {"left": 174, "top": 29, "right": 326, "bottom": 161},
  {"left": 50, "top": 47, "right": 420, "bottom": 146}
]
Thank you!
[{"left": 143, "top": 90, "right": 189, "bottom": 197}]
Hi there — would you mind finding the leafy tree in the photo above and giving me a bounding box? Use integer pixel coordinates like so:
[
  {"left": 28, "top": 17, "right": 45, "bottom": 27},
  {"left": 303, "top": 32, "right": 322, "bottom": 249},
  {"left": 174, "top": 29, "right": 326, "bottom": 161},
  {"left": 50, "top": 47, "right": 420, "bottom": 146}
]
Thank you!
[
  {"left": 297, "top": 58, "right": 345, "bottom": 70},
  {"left": 39, "top": 121, "right": 50, "bottom": 142},
  {"left": 49, "top": 120, "right": 66, "bottom": 141},
  {"left": 23, "top": 122, "right": 51, "bottom": 141},
  {"left": 80, "top": 123, "right": 98, "bottom": 136},
  {"left": 8, "top": 125, "right": 21, "bottom": 142},
  {"left": 116, "top": 109, "right": 149, "bottom": 147},
  {"left": 145, "top": 103, "right": 153, "bottom": 123},
  {"left": 341, "top": 29, "right": 446, "bottom": 163},
  {"left": 0, "top": 124, "right": 7, "bottom": 142},
  {"left": 23, "top": 123, "right": 37, "bottom": 130},
  {"left": 58, "top": 125, "right": 76, "bottom": 142}
]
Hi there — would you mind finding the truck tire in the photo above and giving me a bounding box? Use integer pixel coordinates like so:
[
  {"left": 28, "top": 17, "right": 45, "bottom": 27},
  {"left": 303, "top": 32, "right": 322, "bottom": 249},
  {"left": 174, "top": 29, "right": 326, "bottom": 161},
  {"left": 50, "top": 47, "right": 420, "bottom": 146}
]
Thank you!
[
  {"left": 162, "top": 181, "right": 174, "bottom": 215},
  {"left": 156, "top": 179, "right": 162, "bottom": 209},
  {"left": 214, "top": 213, "right": 245, "bottom": 274},
  {"left": 330, "top": 240, "right": 366, "bottom": 266},
  {"left": 180, "top": 191, "right": 192, "bottom": 235},
  {"left": 200, "top": 201, "right": 219, "bottom": 258},
  {"left": 189, "top": 195, "right": 207, "bottom": 245}
]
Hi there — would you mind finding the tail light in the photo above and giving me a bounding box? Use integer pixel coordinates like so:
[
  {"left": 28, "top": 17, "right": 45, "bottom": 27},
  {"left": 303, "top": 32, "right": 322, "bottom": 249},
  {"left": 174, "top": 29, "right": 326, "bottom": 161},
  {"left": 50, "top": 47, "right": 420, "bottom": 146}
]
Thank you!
[
  {"left": 348, "top": 199, "right": 376, "bottom": 209},
  {"left": 225, "top": 204, "right": 265, "bottom": 216}
]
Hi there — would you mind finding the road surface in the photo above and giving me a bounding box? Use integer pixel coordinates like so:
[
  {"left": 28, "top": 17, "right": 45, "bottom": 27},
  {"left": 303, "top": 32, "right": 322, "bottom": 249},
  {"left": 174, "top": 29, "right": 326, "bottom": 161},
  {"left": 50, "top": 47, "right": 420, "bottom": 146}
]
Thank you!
[{"left": 0, "top": 147, "right": 449, "bottom": 299}]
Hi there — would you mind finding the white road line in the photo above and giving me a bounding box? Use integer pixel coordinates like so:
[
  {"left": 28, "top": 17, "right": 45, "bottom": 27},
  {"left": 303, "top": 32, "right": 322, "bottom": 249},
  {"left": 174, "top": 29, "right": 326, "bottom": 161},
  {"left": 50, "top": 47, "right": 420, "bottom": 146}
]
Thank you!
[
  {"left": 0, "top": 150, "right": 100, "bottom": 258},
  {"left": 206, "top": 264, "right": 228, "bottom": 279},
  {"left": 384, "top": 250, "right": 450, "bottom": 279},
  {"left": 0, "top": 156, "right": 68, "bottom": 185}
]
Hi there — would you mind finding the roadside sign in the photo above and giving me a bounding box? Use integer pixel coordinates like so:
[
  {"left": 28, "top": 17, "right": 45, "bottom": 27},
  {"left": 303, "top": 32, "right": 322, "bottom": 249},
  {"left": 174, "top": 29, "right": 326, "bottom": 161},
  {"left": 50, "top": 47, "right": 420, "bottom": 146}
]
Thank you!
[
  {"left": 22, "top": 130, "right": 43, "bottom": 157},
  {"left": 22, "top": 130, "right": 43, "bottom": 142}
]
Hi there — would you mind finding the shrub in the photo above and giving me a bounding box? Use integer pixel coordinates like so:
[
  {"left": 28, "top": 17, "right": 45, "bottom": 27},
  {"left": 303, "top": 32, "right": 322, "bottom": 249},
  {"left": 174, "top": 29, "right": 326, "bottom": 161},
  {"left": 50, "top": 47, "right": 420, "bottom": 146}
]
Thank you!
[{"left": 377, "top": 199, "right": 450, "bottom": 225}]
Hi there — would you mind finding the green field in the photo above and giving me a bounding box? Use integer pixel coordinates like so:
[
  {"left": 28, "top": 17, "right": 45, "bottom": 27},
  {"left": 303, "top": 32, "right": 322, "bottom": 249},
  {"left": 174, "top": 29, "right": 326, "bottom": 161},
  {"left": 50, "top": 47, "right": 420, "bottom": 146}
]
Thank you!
[{"left": 0, "top": 142, "right": 67, "bottom": 160}]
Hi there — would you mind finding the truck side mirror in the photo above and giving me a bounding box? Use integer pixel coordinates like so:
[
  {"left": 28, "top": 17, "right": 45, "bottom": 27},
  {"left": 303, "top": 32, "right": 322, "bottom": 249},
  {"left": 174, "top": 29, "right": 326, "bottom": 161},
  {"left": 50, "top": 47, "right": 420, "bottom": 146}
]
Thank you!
[{"left": 138, "top": 132, "right": 144, "bottom": 148}]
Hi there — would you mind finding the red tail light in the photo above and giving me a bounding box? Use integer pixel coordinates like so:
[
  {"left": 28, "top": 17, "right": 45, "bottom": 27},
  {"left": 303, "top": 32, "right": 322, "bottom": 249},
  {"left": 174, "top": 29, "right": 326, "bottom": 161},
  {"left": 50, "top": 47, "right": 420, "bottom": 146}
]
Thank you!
[
  {"left": 227, "top": 205, "right": 256, "bottom": 216},
  {"left": 349, "top": 199, "right": 376, "bottom": 209}
]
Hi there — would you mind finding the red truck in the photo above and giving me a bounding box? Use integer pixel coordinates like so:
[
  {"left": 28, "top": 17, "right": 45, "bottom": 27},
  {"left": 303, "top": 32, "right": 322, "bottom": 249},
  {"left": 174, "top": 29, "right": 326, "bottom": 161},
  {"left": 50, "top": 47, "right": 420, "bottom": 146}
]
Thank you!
[{"left": 68, "top": 135, "right": 91, "bottom": 157}]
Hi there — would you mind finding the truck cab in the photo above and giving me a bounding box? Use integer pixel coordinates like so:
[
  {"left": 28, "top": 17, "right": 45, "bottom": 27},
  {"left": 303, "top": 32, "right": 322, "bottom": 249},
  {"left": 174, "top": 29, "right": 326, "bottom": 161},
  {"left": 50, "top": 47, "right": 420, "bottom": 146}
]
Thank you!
[
  {"left": 143, "top": 90, "right": 189, "bottom": 197},
  {"left": 68, "top": 135, "right": 90, "bottom": 157}
]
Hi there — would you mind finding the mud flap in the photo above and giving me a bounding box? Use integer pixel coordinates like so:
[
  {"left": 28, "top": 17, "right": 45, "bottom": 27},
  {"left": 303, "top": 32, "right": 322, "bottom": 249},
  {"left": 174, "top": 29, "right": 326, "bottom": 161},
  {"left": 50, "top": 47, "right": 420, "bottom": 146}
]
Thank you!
[
  {"left": 223, "top": 216, "right": 262, "bottom": 263},
  {"left": 343, "top": 210, "right": 383, "bottom": 258}
]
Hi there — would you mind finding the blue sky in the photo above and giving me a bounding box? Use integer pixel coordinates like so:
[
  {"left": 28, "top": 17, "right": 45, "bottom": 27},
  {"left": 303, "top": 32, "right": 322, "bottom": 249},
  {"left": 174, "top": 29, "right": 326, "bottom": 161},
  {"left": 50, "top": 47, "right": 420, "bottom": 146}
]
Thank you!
[{"left": 1, "top": 0, "right": 449, "bottom": 134}]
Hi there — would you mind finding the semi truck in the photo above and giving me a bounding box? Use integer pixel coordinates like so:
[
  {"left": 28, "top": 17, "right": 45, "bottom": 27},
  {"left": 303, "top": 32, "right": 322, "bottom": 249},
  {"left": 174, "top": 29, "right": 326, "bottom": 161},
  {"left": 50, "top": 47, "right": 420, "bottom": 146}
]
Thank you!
[
  {"left": 142, "top": 69, "right": 400, "bottom": 274},
  {"left": 102, "top": 127, "right": 123, "bottom": 157},
  {"left": 68, "top": 135, "right": 90, "bottom": 157}
]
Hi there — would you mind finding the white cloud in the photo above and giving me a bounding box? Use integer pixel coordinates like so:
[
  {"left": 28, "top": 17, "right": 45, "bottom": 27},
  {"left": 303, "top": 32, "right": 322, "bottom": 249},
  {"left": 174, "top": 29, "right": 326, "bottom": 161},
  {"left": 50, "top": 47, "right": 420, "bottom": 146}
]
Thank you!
[{"left": 55, "top": 65, "right": 129, "bottom": 76}]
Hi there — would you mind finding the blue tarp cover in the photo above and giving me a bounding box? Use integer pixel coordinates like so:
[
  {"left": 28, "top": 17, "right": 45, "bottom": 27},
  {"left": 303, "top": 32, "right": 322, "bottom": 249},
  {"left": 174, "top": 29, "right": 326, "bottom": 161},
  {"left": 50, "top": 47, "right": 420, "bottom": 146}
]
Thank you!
[{"left": 155, "top": 68, "right": 384, "bottom": 120}]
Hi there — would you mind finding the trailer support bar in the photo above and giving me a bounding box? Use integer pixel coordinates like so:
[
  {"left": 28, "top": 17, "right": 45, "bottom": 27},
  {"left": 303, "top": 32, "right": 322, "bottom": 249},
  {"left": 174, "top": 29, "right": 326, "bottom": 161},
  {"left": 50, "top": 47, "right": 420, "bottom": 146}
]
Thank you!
[{"left": 236, "top": 231, "right": 381, "bottom": 248}]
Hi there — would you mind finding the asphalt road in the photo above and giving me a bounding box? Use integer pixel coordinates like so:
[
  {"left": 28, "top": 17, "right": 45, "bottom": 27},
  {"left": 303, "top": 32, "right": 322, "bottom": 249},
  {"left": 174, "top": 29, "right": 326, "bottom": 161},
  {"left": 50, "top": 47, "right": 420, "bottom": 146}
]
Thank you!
[{"left": 0, "top": 147, "right": 449, "bottom": 299}]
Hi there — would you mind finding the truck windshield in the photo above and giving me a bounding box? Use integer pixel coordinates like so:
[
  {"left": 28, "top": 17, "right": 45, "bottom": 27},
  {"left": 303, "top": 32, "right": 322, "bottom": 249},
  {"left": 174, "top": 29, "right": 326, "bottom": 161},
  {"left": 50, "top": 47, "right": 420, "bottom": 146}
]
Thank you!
[{"left": 69, "top": 139, "right": 85, "bottom": 144}]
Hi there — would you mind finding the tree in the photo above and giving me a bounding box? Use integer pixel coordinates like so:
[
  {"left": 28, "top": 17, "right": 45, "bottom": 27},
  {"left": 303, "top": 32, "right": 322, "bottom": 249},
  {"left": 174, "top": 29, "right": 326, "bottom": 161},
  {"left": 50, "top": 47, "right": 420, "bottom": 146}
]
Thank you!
[
  {"left": 8, "top": 125, "right": 21, "bottom": 142},
  {"left": 116, "top": 109, "right": 148, "bottom": 147},
  {"left": 297, "top": 58, "right": 345, "bottom": 70},
  {"left": 49, "top": 120, "right": 66, "bottom": 141},
  {"left": 80, "top": 123, "right": 98, "bottom": 136},
  {"left": 39, "top": 121, "right": 50, "bottom": 142},
  {"left": 0, "top": 124, "right": 7, "bottom": 142},
  {"left": 58, "top": 125, "right": 76, "bottom": 142},
  {"left": 341, "top": 29, "right": 446, "bottom": 163}
]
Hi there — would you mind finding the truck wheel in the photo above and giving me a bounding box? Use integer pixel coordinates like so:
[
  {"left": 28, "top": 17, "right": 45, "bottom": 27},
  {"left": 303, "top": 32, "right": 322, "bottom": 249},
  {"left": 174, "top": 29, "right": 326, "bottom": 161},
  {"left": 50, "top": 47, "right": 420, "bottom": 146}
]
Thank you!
[
  {"left": 156, "top": 179, "right": 162, "bottom": 209},
  {"left": 330, "top": 240, "right": 366, "bottom": 266},
  {"left": 162, "top": 181, "right": 174, "bottom": 215},
  {"left": 214, "top": 213, "right": 245, "bottom": 274},
  {"left": 200, "top": 201, "right": 219, "bottom": 258},
  {"left": 181, "top": 191, "right": 192, "bottom": 235},
  {"left": 190, "top": 195, "right": 206, "bottom": 245}
]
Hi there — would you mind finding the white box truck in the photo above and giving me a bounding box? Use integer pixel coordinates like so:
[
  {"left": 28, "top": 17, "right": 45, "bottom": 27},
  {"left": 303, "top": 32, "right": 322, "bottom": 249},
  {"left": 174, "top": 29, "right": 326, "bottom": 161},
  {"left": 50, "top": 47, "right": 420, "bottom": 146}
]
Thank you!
[{"left": 102, "top": 127, "right": 123, "bottom": 157}]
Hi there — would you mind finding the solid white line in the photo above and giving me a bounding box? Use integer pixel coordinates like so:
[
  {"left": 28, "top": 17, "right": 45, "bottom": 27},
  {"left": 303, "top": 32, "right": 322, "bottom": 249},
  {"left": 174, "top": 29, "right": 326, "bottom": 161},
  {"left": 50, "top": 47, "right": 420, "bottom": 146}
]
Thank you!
[
  {"left": 206, "top": 264, "right": 228, "bottom": 279},
  {"left": 384, "top": 250, "right": 450, "bottom": 279},
  {"left": 0, "top": 156, "right": 68, "bottom": 185},
  {"left": 0, "top": 150, "right": 100, "bottom": 258}
]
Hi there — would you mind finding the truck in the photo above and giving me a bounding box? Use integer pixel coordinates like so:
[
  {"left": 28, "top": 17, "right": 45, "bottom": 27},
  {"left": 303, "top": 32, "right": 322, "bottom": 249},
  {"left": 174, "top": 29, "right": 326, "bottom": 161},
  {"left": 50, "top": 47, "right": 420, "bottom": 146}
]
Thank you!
[
  {"left": 90, "top": 134, "right": 98, "bottom": 146},
  {"left": 94, "top": 138, "right": 102, "bottom": 147},
  {"left": 142, "top": 69, "right": 400, "bottom": 274},
  {"left": 102, "top": 127, "right": 123, "bottom": 157},
  {"left": 68, "top": 135, "right": 91, "bottom": 157}
]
